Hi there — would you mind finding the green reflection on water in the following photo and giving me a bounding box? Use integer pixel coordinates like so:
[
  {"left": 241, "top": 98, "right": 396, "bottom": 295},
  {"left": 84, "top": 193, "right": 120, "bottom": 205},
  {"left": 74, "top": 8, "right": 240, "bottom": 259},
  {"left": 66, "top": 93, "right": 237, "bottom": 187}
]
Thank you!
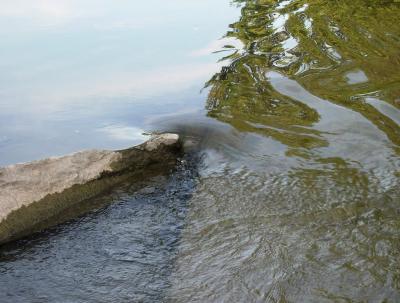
[
  {"left": 206, "top": 0, "right": 400, "bottom": 152},
  {"left": 192, "top": 1, "right": 400, "bottom": 301}
]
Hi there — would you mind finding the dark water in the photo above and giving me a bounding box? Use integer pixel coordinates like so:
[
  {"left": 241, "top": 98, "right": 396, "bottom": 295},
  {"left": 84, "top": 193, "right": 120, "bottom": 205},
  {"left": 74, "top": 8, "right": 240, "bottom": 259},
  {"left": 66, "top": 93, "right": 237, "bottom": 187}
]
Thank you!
[
  {"left": 1, "top": 0, "right": 400, "bottom": 302},
  {"left": 0, "top": 156, "right": 198, "bottom": 303}
]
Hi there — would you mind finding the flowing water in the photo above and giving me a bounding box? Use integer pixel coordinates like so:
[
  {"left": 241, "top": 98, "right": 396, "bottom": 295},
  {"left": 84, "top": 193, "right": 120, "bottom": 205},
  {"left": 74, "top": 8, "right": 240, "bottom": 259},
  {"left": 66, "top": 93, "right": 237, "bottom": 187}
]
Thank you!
[{"left": 1, "top": 0, "right": 400, "bottom": 302}]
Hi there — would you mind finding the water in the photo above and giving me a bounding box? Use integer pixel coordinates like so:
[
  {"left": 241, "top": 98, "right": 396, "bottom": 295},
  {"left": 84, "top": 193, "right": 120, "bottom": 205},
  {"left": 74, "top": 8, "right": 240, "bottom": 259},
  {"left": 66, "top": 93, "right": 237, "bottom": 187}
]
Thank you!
[
  {"left": 0, "top": 158, "right": 198, "bottom": 303},
  {"left": 0, "top": 0, "right": 239, "bottom": 165},
  {"left": 1, "top": 0, "right": 400, "bottom": 302}
]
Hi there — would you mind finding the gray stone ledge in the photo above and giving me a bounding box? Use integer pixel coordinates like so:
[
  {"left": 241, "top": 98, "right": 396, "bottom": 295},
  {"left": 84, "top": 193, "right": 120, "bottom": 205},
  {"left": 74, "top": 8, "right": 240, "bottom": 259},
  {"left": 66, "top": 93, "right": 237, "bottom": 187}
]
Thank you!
[{"left": 0, "top": 133, "right": 182, "bottom": 244}]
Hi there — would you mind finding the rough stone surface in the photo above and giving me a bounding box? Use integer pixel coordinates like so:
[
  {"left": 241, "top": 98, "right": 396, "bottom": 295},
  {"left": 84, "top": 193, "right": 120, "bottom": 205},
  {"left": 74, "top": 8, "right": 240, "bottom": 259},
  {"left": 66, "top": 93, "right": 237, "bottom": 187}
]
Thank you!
[
  {"left": 0, "top": 133, "right": 181, "bottom": 244},
  {"left": 142, "top": 133, "right": 180, "bottom": 151},
  {"left": 0, "top": 150, "right": 120, "bottom": 224}
]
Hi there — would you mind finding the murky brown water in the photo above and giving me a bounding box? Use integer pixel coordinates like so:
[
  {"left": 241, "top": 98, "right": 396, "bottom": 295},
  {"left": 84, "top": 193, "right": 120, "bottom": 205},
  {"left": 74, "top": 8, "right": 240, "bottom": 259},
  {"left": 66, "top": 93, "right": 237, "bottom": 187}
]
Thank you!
[{"left": 1, "top": 0, "right": 400, "bottom": 302}]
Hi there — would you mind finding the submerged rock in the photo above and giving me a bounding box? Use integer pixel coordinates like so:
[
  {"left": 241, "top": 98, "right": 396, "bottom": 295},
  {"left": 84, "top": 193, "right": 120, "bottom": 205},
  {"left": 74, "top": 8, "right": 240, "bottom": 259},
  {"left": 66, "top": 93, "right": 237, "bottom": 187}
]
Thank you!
[{"left": 0, "top": 133, "right": 182, "bottom": 244}]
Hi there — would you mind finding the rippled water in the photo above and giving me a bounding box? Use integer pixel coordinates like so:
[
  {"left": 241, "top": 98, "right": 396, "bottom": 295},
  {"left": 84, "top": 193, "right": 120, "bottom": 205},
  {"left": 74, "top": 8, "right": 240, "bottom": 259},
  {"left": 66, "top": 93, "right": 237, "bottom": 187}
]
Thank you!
[
  {"left": 1, "top": 0, "right": 400, "bottom": 302},
  {"left": 0, "top": 157, "right": 198, "bottom": 302}
]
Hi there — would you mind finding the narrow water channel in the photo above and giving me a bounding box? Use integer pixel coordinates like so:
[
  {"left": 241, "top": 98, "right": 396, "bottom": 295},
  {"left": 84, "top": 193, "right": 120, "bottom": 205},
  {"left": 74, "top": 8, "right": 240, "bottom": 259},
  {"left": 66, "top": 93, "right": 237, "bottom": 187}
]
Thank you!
[{"left": 1, "top": 0, "right": 400, "bottom": 302}]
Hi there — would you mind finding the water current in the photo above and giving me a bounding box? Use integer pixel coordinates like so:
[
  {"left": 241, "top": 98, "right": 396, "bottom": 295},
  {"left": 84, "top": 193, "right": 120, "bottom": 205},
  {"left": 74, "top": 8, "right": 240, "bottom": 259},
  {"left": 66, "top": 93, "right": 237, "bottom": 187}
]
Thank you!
[{"left": 1, "top": 0, "right": 400, "bottom": 302}]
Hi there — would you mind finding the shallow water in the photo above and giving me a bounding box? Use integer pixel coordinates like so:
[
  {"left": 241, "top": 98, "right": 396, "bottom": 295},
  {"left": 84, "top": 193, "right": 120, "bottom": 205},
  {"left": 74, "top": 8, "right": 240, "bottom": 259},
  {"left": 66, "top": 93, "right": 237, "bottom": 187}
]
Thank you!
[
  {"left": 1, "top": 0, "right": 400, "bottom": 302},
  {"left": 0, "top": 158, "right": 197, "bottom": 303}
]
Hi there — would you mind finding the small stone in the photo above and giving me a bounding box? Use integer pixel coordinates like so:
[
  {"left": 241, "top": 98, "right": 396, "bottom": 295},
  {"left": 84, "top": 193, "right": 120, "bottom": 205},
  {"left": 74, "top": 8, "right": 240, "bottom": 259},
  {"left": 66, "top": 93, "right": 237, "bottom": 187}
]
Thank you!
[
  {"left": 138, "top": 186, "right": 156, "bottom": 194},
  {"left": 143, "top": 133, "right": 180, "bottom": 151}
]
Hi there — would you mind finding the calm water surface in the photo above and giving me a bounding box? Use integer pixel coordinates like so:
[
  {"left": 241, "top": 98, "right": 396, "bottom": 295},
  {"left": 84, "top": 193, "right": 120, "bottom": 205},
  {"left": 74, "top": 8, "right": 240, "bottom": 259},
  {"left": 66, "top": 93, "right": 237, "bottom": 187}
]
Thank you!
[
  {"left": 0, "top": 0, "right": 239, "bottom": 165},
  {"left": 1, "top": 0, "right": 400, "bottom": 302}
]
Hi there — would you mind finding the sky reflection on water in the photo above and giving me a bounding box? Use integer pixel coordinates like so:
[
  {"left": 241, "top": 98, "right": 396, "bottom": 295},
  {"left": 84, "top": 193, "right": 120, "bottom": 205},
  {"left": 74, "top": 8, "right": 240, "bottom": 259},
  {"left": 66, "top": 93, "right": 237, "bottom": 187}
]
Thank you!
[
  {"left": 1, "top": 1, "right": 400, "bottom": 302},
  {"left": 0, "top": 0, "right": 240, "bottom": 165}
]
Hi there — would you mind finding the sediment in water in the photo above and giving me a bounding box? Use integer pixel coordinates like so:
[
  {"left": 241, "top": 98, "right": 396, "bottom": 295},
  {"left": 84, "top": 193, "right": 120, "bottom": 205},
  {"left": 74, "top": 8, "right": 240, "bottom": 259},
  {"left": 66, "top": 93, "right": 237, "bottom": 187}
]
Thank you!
[{"left": 0, "top": 133, "right": 182, "bottom": 245}]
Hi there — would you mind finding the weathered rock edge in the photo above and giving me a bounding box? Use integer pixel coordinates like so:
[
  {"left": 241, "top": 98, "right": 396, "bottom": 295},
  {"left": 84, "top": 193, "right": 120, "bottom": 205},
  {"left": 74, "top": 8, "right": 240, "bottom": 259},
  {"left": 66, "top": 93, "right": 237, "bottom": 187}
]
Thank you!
[{"left": 0, "top": 133, "right": 182, "bottom": 244}]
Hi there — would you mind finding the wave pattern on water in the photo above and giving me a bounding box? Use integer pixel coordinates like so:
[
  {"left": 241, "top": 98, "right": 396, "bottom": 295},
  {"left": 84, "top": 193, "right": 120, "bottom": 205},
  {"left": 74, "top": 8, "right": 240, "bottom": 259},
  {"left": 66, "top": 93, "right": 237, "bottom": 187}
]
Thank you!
[
  {"left": 0, "top": 156, "right": 199, "bottom": 303},
  {"left": 167, "top": 163, "right": 400, "bottom": 302},
  {"left": 167, "top": 0, "right": 400, "bottom": 302},
  {"left": 0, "top": 1, "right": 399, "bottom": 302}
]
